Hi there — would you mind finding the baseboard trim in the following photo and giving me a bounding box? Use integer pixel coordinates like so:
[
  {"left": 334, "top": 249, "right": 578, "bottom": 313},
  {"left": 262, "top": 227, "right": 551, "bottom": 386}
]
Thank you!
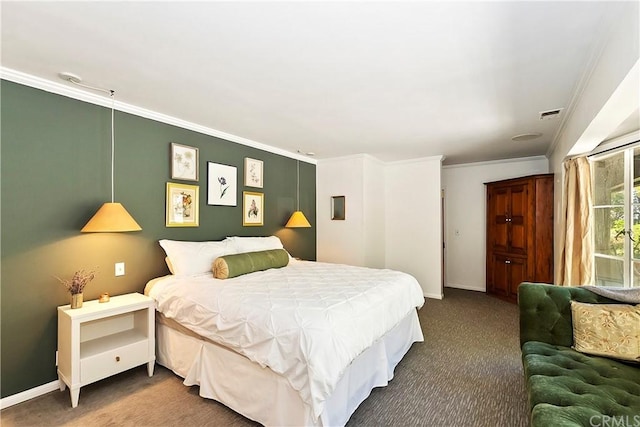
[
  {"left": 0, "top": 380, "right": 59, "bottom": 410},
  {"left": 424, "top": 292, "right": 444, "bottom": 300},
  {"left": 445, "top": 284, "right": 486, "bottom": 292}
]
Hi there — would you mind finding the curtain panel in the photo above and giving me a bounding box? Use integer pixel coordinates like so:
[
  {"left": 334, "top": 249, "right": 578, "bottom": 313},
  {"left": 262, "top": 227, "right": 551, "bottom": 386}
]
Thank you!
[{"left": 556, "top": 157, "right": 593, "bottom": 286}]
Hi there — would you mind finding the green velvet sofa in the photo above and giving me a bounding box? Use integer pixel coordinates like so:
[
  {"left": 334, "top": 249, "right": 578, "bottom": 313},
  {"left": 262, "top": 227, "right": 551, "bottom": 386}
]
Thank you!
[{"left": 518, "top": 282, "right": 640, "bottom": 426}]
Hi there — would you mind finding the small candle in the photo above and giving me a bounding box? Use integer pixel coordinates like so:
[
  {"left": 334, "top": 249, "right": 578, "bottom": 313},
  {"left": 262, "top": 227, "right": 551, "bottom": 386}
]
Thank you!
[{"left": 99, "top": 293, "right": 110, "bottom": 303}]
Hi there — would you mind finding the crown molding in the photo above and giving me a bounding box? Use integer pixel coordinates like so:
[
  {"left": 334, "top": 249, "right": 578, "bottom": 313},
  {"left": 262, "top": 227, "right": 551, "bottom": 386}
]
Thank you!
[
  {"left": 317, "top": 153, "right": 387, "bottom": 165},
  {"left": 386, "top": 155, "right": 445, "bottom": 166},
  {"left": 0, "top": 67, "right": 316, "bottom": 164},
  {"left": 442, "top": 155, "right": 548, "bottom": 170}
]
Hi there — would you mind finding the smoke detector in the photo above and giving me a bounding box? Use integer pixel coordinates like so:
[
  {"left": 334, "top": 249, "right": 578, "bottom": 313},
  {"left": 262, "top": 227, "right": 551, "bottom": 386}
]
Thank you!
[{"left": 539, "top": 108, "right": 563, "bottom": 120}]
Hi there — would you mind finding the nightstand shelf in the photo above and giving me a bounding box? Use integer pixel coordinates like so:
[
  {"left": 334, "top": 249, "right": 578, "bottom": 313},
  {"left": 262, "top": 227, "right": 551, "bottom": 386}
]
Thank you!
[
  {"left": 57, "top": 293, "right": 155, "bottom": 407},
  {"left": 81, "top": 329, "right": 147, "bottom": 357}
]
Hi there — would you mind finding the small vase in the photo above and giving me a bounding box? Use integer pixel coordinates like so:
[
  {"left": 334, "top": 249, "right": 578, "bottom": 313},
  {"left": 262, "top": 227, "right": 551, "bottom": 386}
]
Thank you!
[{"left": 70, "top": 293, "right": 83, "bottom": 309}]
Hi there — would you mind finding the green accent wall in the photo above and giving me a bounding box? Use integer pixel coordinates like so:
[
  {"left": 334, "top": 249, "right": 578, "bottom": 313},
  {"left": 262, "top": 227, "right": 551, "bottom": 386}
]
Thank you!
[{"left": 0, "top": 80, "right": 316, "bottom": 398}]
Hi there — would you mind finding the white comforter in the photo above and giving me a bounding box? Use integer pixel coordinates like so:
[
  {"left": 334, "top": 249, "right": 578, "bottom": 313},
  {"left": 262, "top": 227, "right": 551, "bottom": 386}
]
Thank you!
[{"left": 147, "top": 260, "right": 424, "bottom": 419}]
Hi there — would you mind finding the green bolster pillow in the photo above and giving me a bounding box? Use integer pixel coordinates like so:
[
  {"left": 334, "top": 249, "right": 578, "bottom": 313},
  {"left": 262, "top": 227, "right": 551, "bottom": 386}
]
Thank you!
[{"left": 212, "top": 249, "right": 289, "bottom": 279}]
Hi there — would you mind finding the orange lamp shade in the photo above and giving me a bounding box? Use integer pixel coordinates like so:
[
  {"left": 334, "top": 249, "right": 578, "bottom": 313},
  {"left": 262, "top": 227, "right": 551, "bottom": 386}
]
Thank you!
[
  {"left": 81, "top": 202, "right": 142, "bottom": 232},
  {"left": 285, "top": 210, "right": 311, "bottom": 228}
]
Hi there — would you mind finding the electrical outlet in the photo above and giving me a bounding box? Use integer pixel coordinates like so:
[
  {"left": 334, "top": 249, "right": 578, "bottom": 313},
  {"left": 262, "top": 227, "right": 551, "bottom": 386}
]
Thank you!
[{"left": 115, "top": 262, "right": 125, "bottom": 277}]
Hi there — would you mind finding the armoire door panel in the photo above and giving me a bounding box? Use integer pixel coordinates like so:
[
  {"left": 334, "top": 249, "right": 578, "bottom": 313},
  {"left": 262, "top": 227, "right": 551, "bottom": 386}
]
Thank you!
[
  {"left": 493, "top": 220, "right": 508, "bottom": 252},
  {"left": 490, "top": 254, "right": 510, "bottom": 297},
  {"left": 508, "top": 184, "right": 528, "bottom": 255},
  {"left": 490, "top": 188, "right": 509, "bottom": 253},
  {"left": 508, "top": 257, "right": 527, "bottom": 298},
  {"left": 509, "top": 185, "right": 527, "bottom": 218},
  {"left": 509, "top": 223, "right": 527, "bottom": 255}
]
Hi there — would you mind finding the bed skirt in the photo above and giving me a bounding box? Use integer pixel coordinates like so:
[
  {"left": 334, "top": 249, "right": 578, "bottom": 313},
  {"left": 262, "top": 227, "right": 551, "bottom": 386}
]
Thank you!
[{"left": 156, "top": 309, "right": 423, "bottom": 426}]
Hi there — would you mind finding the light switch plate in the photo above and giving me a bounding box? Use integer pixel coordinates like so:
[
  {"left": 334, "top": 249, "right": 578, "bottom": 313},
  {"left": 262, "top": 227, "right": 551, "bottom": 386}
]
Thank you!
[{"left": 115, "top": 262, "right": 125, "bottom": 277}]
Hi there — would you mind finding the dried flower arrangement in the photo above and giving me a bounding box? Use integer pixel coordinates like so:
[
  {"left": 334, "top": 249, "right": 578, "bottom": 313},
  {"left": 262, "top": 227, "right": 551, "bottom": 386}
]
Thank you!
[{"left": 56, "top": 269, "right": 96, "bottom": 295}]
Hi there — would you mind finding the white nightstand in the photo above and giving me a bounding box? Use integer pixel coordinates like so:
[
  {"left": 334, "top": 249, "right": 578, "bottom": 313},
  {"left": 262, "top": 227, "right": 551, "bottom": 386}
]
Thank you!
[{"left": 57, "top": 292, "right": 155, "bottom": 407}]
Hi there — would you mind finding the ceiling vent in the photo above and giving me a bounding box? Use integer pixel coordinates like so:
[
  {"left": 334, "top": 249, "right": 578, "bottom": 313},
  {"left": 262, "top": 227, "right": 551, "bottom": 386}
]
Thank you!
[
  {"left": 539, "top": 108, "right": 563, "bottom": 120},
  {"left": 511, "top": 133, "right": 542, "bottom": 142}
]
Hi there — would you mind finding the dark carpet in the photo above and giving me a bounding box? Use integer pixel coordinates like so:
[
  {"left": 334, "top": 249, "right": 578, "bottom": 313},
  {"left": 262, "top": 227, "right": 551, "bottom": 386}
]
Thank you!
[{"left": 1, "top": 288, "right": 529, "bottom": 426}]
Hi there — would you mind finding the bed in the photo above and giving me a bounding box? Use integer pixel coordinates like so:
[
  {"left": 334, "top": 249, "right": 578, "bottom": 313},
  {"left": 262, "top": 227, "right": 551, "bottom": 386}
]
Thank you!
[{"left": 145, "top": 236, "right": 425, "bottom": 426}]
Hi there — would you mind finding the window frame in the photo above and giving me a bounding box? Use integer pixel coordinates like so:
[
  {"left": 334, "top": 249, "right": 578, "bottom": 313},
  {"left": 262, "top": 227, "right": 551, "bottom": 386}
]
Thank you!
[{"left": 590, "top": 142, "right": 640, "bottom": 288}]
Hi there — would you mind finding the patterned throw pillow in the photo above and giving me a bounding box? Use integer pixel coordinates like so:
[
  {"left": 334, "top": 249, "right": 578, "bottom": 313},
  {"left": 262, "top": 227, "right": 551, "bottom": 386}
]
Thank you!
[{"left": 570, "top": 301, "right": 640, "bottom": 362}]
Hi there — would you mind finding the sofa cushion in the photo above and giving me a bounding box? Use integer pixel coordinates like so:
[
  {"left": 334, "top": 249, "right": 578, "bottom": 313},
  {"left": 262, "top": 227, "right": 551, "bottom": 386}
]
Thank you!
[
  {"left": 522, "top": 341, "right": 640, "bottom": 427},
  {"left": 518, "top": 283, "right": 616, "bottom": 348},
  {"left": 571, "top": 301, "right": 640, "bottom": 362}
]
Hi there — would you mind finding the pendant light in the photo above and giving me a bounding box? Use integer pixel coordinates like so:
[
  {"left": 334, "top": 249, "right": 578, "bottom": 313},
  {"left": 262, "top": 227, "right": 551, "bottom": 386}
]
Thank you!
[
  {"left": 60, "top": 72, "right": 142, "bottom": 232},
  {"left": 285, "top": 156, "right": 311, "bottom": 228}
]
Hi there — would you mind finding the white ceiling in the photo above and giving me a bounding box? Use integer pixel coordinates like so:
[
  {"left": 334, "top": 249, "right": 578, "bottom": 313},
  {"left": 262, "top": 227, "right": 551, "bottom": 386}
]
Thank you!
[{"left": 0, "top": 1, "right": 628, "bottom": 164}]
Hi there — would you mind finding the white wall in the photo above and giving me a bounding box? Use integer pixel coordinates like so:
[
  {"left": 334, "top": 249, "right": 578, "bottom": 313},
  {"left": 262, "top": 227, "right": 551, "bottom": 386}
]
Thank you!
[
  {"left": 554, "top": 2, "right": 639, "bottom": 161},
  {"left": 386, "top": 156, "right": 444, "bottom": 299},
  {"left": 317, "top": 155, "right": 366, "bottom": 266},
  {"left": 317, "top": 155, "right": 386, "bottom": 267},
  {"left": 548, "top": 2, "right": 639, "bottom": 278},
  {"left": 441, "top": 157, "right": 549, "bottom": 292},
  {"left": 363, "top": 157, "right": 386, "bottom": 268},
  {"left": 317, "top": 154, "right": 443, "bottom": 298}
]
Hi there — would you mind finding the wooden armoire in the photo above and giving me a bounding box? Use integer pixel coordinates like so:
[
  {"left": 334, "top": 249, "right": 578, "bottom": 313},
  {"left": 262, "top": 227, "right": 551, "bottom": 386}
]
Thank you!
[{"left": 485, "top": 174, "right": 554, "bottom": 303}]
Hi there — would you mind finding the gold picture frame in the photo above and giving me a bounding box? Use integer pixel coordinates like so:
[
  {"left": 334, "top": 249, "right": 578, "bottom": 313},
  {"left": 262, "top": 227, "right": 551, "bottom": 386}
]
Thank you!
[
  {"left": 243, "top": 191, "right": 264, "bottom": 226},
  {"left": 166, "top": 182, "right": 199, "bottom": 227}
]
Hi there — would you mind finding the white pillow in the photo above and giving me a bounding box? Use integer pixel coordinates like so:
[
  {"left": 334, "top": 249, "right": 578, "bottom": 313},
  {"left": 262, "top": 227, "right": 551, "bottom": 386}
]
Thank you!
[
  {"left": 165, "top": 257, "right": 175, "bottom": 275},
  {"left": 225, "top": 236, "right": 284, "bottom": 254},
  {"left": 159, "top": 239, "right": 235, "bottom": 276}
]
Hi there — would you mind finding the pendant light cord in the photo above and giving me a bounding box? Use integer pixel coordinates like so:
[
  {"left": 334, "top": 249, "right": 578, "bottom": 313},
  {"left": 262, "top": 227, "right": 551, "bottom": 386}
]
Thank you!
[
  {"left": 62, "top": 75, "right": 116, "bottom": 203},
  {"left": 110, "top": 90, "right": 115, "bottom": 203},
  {"left": 296, "top": 160, "right": 300, "bottom": 210}
]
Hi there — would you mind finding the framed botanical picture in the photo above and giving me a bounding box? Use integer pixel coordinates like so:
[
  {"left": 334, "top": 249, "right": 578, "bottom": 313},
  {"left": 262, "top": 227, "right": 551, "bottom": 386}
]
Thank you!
[
  {"left": 207, "top": 162, "right": 237, "bottom": 206},
  {"left": 244, "top": 157, "right": 263, "bottom": 188},
  {"left": 171, "top": 143, "right": 199, "bottom": 181},
  {"left": 166, "top": 182, "right": 199, "bottom": 227},
  {"left": 243, "top": 191, "right": 264, "bottom": 226}
]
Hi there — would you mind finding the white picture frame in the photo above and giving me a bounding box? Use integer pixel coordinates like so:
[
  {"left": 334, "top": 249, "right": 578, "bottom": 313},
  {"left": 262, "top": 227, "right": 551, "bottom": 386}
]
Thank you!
[
  {"left": 244, "top": 157, "right": 263, "bottom": 188},
  {"left": 207, "top": 162, "right": 237, "bottom": 206}
]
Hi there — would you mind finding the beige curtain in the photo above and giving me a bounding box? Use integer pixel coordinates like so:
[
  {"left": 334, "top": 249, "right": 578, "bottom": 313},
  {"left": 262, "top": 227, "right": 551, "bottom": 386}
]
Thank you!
[{"left": 556, "top": 157, "right": 593, "bottom": 286}]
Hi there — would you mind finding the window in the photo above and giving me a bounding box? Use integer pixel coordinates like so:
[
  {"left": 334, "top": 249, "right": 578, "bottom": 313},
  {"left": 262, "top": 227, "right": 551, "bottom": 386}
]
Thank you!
[{"left": 592, "top": 144, "right": 640, "bottom": 287}]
